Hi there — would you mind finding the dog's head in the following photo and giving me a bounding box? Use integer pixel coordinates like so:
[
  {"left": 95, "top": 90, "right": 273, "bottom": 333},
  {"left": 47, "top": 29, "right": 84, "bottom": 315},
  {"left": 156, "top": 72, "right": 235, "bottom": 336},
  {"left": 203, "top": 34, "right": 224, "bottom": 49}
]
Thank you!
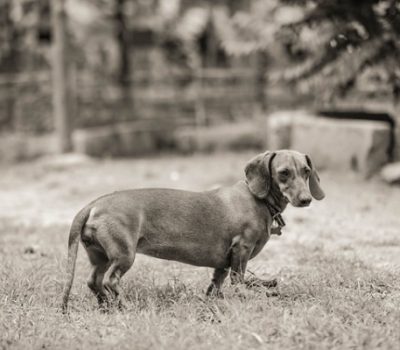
[{"left": 245, "top": 150, "right": 325, "bottom": 207}]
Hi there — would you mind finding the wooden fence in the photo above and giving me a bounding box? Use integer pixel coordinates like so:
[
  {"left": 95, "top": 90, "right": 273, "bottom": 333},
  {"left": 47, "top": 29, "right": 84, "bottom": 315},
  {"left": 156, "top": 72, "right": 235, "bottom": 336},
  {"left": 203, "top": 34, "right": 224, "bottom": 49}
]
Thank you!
[{"left": 0, "top": 68, "right": 259, "bottom": 135}]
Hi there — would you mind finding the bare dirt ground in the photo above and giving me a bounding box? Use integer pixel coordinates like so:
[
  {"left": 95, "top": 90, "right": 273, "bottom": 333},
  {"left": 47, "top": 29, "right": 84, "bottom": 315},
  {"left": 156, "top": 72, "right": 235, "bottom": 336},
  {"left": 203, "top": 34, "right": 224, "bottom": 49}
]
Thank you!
[{"left": 0, "top": 152, "right": 399, "bottom": 349}]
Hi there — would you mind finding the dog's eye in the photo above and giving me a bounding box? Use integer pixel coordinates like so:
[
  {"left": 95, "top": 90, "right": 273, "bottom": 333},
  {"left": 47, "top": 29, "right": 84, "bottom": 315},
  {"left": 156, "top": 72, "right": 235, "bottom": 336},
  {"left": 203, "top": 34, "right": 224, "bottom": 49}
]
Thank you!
[
  {"left": 304, "top": 167, "right": 311, "bottom": 177},
  {"left": 279, "top": 169, "right": 290, "bottom": 178}
]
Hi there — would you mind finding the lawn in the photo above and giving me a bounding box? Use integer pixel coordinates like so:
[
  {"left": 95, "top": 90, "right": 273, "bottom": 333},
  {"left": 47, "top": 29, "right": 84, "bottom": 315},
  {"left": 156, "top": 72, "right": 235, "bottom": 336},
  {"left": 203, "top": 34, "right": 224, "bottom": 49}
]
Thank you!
[{"left": 0, "top": 152, "right": 399, "bottom": 350}]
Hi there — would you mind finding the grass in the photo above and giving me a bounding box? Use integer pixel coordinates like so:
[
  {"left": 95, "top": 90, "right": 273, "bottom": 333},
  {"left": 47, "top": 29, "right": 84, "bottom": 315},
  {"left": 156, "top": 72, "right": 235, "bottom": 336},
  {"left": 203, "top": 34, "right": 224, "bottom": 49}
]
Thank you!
[{"left": 0, "top": 152, "right": 400, "bottom": 349}]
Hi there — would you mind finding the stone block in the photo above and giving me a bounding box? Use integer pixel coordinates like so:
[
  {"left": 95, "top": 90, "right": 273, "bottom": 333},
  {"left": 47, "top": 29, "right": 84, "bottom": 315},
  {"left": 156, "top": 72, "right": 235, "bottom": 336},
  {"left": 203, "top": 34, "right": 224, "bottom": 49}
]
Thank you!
[
  {"left": 37, "top": 153, "right": 94, "bottom": 171},
  {"left": 72, "top": 122, "right": 159, "bottom": 157},
  {"left": 173, "top": 122, "right": 263, "bottom": 153},
  {"left": 0, "top": 133, "right": 57, "bottom": 162},
  {"left": 291, "top": 116, "right": 390, "bottom": 176},
  {"left": 267, "top": 110, "right": 310, "bottom": 150},
  {"left": 380, "top": 162, "right": 400, "bottom": 184}
]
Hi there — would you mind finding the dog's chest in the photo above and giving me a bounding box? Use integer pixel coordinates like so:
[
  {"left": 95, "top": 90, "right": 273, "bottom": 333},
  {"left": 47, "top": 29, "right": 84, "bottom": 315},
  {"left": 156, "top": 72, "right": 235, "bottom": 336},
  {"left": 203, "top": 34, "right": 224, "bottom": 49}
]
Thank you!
[{"left": 249, "top": 224, "right": 271, "bottom": 259}]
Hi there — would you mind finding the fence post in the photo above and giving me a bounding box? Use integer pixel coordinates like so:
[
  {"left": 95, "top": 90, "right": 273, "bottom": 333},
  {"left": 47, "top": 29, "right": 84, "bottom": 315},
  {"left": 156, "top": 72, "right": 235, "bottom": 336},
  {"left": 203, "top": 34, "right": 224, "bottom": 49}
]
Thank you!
[
  {"left": 51, "top": 0, "right": 72, "bottom": 153},
  {"left": 255, "top": 51, "right": 269, "bottom": 149},
  {"left": 194, "top": 68, "right": 207, "bottom": 146},
  {"left": 189, "top": 40, "right": 206, "bottom": 147},
  {"left": 394, "top": 101, "right": 400, "bottom": 161}
]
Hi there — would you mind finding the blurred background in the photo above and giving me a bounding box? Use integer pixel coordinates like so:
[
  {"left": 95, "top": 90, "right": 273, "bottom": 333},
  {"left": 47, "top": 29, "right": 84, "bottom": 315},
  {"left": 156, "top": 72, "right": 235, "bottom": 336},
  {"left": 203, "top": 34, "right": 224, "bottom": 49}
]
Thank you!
[
  {"left": 0, "top": 0, "right": 400, "bottom": 180},
  {"left": 1, "top": 3, "right": 400, "bottom": 348}
]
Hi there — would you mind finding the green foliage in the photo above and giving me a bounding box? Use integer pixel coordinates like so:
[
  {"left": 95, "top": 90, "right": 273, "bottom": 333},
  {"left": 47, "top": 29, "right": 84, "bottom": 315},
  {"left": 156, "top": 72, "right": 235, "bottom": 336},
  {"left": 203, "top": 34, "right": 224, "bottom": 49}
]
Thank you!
[
  {"left": 3, "top": 0, "right": 399, "bottom": 109},
  {"left": 221, "top": 0, "right": 400, "bottom": 102},
  {"left": 0, "top": 0, "right": 50, "bottom": 72}
]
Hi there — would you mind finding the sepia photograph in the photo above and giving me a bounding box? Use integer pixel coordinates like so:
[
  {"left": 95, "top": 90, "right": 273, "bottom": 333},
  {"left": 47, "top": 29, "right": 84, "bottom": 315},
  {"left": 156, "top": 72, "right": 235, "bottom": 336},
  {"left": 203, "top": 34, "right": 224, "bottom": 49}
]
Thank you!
[{"left": 0, "top": 0, "right": 399, "bottom": 349}]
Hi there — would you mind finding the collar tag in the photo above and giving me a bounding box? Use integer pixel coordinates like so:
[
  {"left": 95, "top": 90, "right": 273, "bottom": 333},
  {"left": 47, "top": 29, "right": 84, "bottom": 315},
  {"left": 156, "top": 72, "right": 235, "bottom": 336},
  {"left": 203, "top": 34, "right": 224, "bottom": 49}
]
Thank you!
[
  {"left": 270, "top": 214, "right": 285, "bottom": 236},
  {"left": 274, "top": 214, "right": 286, "bottom": 228}
]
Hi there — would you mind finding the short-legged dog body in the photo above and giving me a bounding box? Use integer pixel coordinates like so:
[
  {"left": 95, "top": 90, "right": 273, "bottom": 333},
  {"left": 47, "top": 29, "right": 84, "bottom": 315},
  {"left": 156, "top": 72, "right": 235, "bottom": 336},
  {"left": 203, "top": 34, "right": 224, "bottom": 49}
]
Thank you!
[{"left": 62, "top": 150, "right": 325, "bottom": 312}]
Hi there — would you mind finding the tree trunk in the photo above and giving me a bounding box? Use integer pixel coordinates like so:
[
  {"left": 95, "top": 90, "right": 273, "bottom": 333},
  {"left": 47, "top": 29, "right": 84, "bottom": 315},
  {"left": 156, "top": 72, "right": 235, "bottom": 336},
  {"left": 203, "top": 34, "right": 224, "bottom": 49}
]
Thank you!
[
  {"left": 51, "top": 0, "right": 72, "bottom": 152},
  {"left": 254, "top": 50, "right": 269, "bottom": 149},
  {"left": 115, "top": 0, "right": 133, "bottom": 117},
  {"left": 2, "top": 1, "right": 19, "bottom": 131},
  {"left": 256, "top": 51, "right": 268, "bottom": 112},
  {"left": 393, "top": 99, "right": 400, "bottom": 161},
  {"left": 115, "top": 0, "right": 130, "bottom": 86}
]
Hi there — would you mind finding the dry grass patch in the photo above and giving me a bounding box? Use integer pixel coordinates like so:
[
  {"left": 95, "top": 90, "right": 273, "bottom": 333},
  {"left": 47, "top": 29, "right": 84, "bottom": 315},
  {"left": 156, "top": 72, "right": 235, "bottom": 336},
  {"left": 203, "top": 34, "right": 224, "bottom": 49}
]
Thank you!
[{"left": 0, "top": 153, "right": 399, "bottom": 349}]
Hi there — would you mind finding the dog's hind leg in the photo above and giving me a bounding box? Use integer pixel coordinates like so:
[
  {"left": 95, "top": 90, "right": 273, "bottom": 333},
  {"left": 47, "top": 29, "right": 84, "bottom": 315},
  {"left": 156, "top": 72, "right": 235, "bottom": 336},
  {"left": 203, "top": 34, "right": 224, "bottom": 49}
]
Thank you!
[
  {"left": 87, "top": 263, "right": 109, "bottom": 307},
  {"left": 102, "top": 254, "right": 135, "bottom": 309},
  {"left": 85, "top": 245, "right": 110, "bottom": 307},
  {"left": 94, "top": 223, "right": 137, "bottom": 309}
]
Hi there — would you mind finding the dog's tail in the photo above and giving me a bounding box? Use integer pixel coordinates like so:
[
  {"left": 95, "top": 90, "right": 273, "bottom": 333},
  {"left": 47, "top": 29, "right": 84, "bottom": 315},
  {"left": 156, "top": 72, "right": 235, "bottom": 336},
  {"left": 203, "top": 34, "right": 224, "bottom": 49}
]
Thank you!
[{"left": 61, "top": 206, "right": 91, "bottom": 314}]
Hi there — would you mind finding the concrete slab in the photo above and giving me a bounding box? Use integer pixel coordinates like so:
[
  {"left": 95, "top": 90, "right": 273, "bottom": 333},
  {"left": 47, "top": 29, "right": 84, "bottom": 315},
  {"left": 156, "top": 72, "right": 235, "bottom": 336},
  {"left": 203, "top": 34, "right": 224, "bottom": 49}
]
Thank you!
[
  {"left": 380, "top": 162, "right": 400, "bottom": 184},
  {"left": 0, "top": 133, "right": 57, "bottom": 162},
  {"left": 267, "top": 110, "right": 310, "bottom": 150},
  {"left": 72, "top": 122, "right": 162, "bottom": 157},
  {"left": 291, "top": 116, "right": 391, "bottom": 177}
]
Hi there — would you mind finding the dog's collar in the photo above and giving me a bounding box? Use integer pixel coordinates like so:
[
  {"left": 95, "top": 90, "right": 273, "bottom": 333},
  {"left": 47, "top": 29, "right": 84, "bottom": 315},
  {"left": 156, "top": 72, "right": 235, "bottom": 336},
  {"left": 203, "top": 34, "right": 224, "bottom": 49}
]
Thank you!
[
  {"left": 265, "top": 200, "right": 286, "bottom": 229},
  {"left": 244, "top": 179, "right": 285, "bottom": 233}
]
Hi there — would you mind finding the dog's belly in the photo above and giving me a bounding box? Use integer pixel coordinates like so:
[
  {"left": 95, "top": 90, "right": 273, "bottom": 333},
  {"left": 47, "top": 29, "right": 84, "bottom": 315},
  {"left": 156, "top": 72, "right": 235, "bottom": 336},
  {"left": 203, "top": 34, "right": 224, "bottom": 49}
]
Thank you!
[{"left": 136, "top": 237, "right": 230, "bottom": 268}]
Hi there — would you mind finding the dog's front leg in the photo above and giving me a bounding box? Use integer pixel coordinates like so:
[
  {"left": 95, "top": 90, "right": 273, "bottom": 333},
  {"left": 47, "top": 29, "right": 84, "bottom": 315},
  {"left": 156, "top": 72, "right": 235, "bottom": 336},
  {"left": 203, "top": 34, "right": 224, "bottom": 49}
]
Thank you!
[
  {"left": 206, "top": 268, "right": 229, "bottom": 297},
  {"left": 229, "top": 235, "right": 254, "bottom": 285}
]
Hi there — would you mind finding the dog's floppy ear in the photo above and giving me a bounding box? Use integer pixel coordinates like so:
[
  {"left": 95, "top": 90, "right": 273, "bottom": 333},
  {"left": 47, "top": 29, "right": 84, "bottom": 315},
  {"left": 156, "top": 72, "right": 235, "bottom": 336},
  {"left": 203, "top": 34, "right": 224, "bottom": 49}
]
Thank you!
[
  {"left": 245, "top": 151, "right": 276, "bottom": 198},
  {"left": 305, "top": 155, "right": 325, "bottom": 200}
]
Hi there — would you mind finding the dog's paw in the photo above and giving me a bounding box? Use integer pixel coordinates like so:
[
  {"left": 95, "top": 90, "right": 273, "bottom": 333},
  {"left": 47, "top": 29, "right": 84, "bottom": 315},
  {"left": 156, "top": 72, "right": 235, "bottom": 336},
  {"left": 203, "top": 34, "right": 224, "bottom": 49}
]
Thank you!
[
  {"left": 265, "top": 291, "right": 280, "bottom": 297},
  {"left": 245, "top": 277, "right": 278, "bottom": 289},
  {"left": 206, "top": 287, "right": 225, "bottom": 299}
]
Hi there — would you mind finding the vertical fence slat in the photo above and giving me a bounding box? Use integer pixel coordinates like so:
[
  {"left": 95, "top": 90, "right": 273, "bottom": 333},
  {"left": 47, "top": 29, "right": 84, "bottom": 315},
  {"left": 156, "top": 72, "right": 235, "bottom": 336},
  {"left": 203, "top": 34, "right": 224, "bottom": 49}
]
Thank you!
[{"left": 51, "top": 0, "right": 72, "bottom": 152}]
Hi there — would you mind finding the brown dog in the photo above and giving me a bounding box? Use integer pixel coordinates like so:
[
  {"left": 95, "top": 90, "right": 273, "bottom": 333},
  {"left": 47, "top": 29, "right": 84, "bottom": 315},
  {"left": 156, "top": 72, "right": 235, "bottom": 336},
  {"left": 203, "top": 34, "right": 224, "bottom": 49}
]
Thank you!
[{"left": 61, "top": 150, "right": 325, "bottom": 312}]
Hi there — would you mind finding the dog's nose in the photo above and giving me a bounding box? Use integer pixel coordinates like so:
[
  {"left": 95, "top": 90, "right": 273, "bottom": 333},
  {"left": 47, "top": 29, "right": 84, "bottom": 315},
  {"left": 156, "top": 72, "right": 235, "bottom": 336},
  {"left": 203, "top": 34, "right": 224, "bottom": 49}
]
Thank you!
[{"left": 299, "top": 197, "right": 312, "bottom": 207}]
